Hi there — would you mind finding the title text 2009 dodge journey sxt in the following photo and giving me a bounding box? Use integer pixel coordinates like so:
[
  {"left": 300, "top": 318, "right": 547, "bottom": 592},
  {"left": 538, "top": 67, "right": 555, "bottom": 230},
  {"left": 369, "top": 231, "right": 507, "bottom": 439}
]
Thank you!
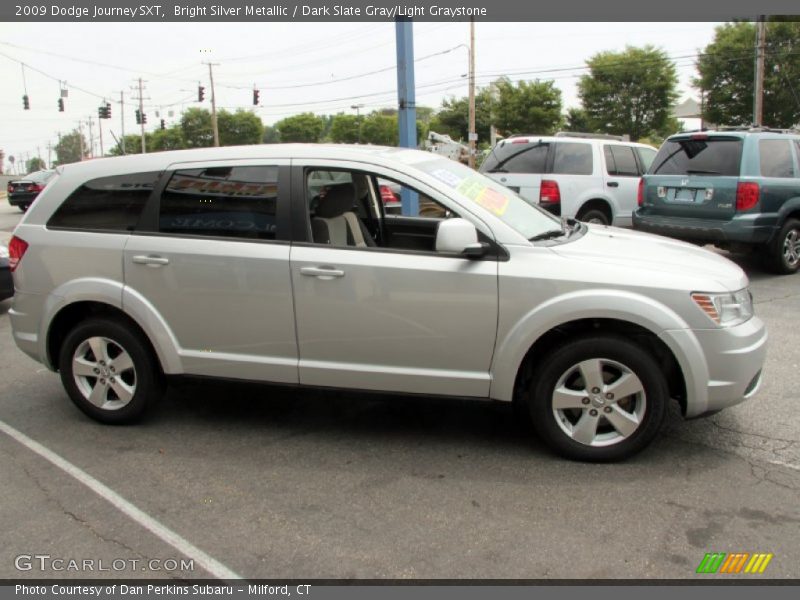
[{"left": 8, "top": 144, "right": 767, "bottom": 461}]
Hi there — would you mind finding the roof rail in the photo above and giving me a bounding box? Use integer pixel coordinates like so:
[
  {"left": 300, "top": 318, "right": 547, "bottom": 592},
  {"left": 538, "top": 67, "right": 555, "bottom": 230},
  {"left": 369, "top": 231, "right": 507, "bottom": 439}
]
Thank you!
[
  {"left": 714, "top": 125, "right": 800, "bottom": 134},
  {"left": 555, "top": 131, "right": 628, "bottom": 141}
]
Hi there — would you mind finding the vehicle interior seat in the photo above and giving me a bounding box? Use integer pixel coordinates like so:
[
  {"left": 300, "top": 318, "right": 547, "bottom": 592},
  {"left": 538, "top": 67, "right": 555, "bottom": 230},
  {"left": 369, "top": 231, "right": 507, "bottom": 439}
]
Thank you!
[{"left": 311, "top": 183, "right": 376, "bottom": 247}]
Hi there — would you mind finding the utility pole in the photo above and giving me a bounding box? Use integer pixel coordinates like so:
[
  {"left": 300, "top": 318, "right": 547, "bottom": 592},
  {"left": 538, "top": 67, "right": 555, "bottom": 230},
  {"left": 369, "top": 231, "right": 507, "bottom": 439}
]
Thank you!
[
  {"left": 468, "top": 18, "right": 476, "bottom": 169},
  {"left": 87, "top": 119, "right": 95, "bottom": 158},
  {"left": 754, "top": 16, "right": 766, "bottom": 126},
  {"left": 98, "top": 114, "right": 104, "bottom": 157},
  {"left": 138, "top": 78, "right": 146, "bottom": 154},
  {"left": 47, "top": 142, "right": 52, "bottom": 168},
  {"left": 120, "top": 90, "right": 126, "bottom": 155},
  {"left": 77, "top": 122, "right": 85, "bottom": 161},
  {"left": 205, "top": 62, "right": 220, "bottom": 146}
]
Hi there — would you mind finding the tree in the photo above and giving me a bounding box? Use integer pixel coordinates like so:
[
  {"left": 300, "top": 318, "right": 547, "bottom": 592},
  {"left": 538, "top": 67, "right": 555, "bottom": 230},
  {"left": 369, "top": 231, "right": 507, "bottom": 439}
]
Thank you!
[
  {"left": 430, "top": 88, "right": 494, "bottom": 144},
  {"left": 26, "top": 157, "right": 46, "bottom": 172},
  {"left": 563, "top": 107, "right": 594, "bottom": 133},
  {"left": 578, "top": 45, "right": 678, "bottom": 141},
  {"left": 262, "top": 125, "right": 280, "bottom": 144},
  {"left": 329, "top": 114, "right": 361, "bottom": 143},
  {"left": 275, "top": 112, "right": 326, "bottom": 143},
  {"left": 180, "top": 107, "right": 214, "bottom": 148},
  {"left": 218, "top": 109, "right": 264, "bottom": 146},
  {"left": 108, "top": 134, "right": 146, "bottom": 156},
  {"left": 493, "top": 79, "right": 563, "bottom": 136},
  {"left": 359, "top": 113, "right": 397, "bottom": 145},
  {"left": 54, "top": 130, "right": 87, "bottom": 164},
  {"left": 149, "top": 126, "right": 185, "bottom": 152},
  {"left": 695, "top": 20, "right": 800, "bottom": 128}
]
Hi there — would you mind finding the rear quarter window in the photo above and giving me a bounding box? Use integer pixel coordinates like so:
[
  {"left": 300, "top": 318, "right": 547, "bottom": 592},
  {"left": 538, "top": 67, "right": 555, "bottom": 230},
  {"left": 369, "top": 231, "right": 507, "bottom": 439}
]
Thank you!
[
  {"left": 552, "top": 142, "right": 593, "bottom": 175},
  {"left": 48, "top": 171, "right": 159, "bottom": 231},
  {"left": 759, "top": 139, "right": 795, "bottom": 178},
  {"left": 650, "top": 137, "right": 743, "bottom": 176},
  {"left": 480, "top": 141, "right": 549, "bottom": 174}
]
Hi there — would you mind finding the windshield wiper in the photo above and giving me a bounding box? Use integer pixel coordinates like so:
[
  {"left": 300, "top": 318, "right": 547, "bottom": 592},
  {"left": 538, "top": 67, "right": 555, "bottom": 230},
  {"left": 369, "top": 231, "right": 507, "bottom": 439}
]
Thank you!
[
  {"left": 530, "top": 228, "right": 566, "bottom": 241},
  {"left": 684, "top": 169, "right": 721, "bottom": 175},
  {"left": 486, "top": 168, "right": 508, "bottom": 173}
]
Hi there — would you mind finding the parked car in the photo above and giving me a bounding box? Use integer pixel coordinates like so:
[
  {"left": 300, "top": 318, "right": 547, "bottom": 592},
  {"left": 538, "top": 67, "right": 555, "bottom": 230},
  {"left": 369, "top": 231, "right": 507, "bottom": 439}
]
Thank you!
[
  {"left": 7, "top": 169, "right": 56, "bottom": 211},
  {"left": 0, "top": 244, "right": 13, "bottom": 301},
  {"left": 480, "top": 132, "right": 657, "bottom": 226},
  {"left": 633, "top": 127, "right": 800, "bottom": 274},
  {"left": 8, "top": 145, "right": 766, "bottom": 461}
]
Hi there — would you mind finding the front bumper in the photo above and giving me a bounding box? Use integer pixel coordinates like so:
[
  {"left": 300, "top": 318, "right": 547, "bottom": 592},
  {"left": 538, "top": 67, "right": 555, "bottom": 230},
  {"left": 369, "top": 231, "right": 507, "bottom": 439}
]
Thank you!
[
  {"left": 663, "top": 316, "right": 768, "bottom": 418},
  {"left": 633, "top": 211, "right": 777, "bottom": 245}
]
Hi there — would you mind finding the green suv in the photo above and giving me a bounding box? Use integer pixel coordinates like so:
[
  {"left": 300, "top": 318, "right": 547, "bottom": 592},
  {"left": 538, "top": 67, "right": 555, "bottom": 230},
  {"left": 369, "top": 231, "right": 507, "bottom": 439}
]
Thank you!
[{"left": 633, "top": 127, "right": 800, "bottom": 273}]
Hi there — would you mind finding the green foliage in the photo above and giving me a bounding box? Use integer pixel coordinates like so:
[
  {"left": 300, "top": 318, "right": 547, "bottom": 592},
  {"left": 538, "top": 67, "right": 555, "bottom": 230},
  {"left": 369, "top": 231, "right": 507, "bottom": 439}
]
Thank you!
[
  {"left": 262, "top": 125, "right": 280, "bottom": 144},
  {"left": 578, "top": 45, "right": 678, "bottom": 141},
  {"left": 217, "top": 110, "right": 264, "bottom": 146},
  {"left": 429, "top": 88, "right": 494, "bottom": 143},
  {"left": 563, "top": 107, "right": 595, "bottom": 133},
  {"left": 180, "top": 107, "right": 214, "bottom": 148},
  {"left": 329, "top": 114, "right": 361, "bottom": 143},
  {"left": 275, "top": 112, "right": 326, "bottom": 143},
  {"left": 149, "top": 127, "right": 185, "bottom": 152},
  {"left": 108, "top": 134, "right": 145, "bottom": 156},
  {"left": 695, "top": 21, "right": 800, "bottom": 127},
  {"left": 493, "top": 79, "right": 563, "bottom": 136},
  {"left": 359, "top": 113, "right": 397, "bottom": 145},
  {"left": 26, "top": 157, "right": 47, "bottom": 172},
  {"left": 54, "top": 130, "right": 87, "bottom": 165}
]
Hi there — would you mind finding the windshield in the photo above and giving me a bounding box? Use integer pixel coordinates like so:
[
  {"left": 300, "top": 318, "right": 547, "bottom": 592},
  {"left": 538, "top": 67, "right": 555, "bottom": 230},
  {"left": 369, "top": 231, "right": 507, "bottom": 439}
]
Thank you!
[
  {"left": 650, "top": 137, "right": 743, "bottom": 176},
  {"left": 23, "top": 170, "right": 55, "bottom": 183},
  {"left": 414, "top": 157, "right": 561, "bottom": 240}
]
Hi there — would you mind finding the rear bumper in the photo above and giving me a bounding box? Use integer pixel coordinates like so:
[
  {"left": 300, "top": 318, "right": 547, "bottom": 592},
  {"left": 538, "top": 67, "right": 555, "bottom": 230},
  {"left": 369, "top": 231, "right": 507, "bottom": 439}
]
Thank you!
[
  {"left": 9, "top": 290, "right": 48, "bottom": 367},
  {"left": 633, "top": 211, "right": 777, "bottom": 245},
  {"left": 0, "top": 266, "right": 13, "bottom": 301},
  {"left": 7, "top": 193, "right": 36, "bottom": 207}
]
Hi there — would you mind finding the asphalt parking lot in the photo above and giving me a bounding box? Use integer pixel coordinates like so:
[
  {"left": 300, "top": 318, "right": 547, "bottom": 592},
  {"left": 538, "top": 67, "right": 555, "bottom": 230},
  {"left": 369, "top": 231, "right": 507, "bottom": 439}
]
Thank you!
[{"left": 0, "top": 200, "right": 798, "bottom": 580}]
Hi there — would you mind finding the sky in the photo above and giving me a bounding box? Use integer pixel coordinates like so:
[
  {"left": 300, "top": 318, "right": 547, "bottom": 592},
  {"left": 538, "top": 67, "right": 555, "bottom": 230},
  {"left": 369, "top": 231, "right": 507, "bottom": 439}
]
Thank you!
[{"left": 0, "top": 21, "right": 723, "bottom": 171}]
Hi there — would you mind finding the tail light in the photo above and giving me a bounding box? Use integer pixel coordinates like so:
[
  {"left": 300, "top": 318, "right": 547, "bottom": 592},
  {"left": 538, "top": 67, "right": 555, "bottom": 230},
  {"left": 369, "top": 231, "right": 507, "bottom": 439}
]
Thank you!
[
  {"left": 8, "top": 236, "right": 28, "bottom": 272},
  {"left": 539, "top": 180, "right": 560, "bottom": 205},
  {"left": 637, "top": 178, "right": 644, "bottom": 206},
  {"left": 379, "top": 185, "right": 397, "bottom": 204},
  {"left": 6, "top": 184, "right": 12, "bottom": 194},
  {"left": 26, "top": 184, "right": 44, "bottom": 194},
  {"left": 736, "top": 182, "right": 759, "bottom": 211}
]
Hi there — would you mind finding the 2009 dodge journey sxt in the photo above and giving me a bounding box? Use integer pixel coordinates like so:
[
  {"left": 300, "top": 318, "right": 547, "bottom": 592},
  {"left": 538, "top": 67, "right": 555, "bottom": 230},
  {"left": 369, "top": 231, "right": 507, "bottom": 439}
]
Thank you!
[{"left": 8, "top": 144, "right": 768, "bottom": 461}]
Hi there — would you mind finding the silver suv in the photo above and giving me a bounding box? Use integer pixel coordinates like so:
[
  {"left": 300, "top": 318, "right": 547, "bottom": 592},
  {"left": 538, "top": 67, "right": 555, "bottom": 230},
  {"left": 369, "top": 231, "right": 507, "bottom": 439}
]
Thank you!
[
  {"left": 481, "top": 132, "right": 657, "bottom": 226},
  {"left": 8, "top": 144, "right": 767, "bottom": 461}
]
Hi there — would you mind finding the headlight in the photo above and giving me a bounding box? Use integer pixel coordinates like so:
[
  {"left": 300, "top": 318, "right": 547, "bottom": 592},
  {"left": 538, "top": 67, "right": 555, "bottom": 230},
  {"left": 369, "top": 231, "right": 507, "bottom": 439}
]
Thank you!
[{"left": 691, "top": 289, "right": 753, "bottom": 327}]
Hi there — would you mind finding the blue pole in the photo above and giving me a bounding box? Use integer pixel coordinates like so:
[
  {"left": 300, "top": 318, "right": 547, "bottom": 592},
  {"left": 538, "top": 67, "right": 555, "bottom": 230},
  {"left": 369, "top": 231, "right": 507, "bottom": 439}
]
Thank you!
[{"left": 395, "top": 18, "right": 418, "bottom": 216}]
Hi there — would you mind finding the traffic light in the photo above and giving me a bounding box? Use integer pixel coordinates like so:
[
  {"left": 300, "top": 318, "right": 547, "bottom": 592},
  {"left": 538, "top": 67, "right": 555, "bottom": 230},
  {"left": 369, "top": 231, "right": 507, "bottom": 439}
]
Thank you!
[
  {"left": 142, "top": 111, "right": 147, "bottom": 124},
  {"left": 22, "top": 95, "right": 30, "bottom": 110},
  {"left": 198, "top": 85, "right": 205, "bottom": 102},
  {"left": 104, "top": 102, "right": 111, "bottom": 119},
  {"left": 135, "top": 109, "right": 141, "bottom": 124},
  {"left": 58, "top": 98, "right": 64, "bottom": 112},
  {"left": 97, "top": 105, "right": 105, "bottom": 119},
  {"left": 160, "top": 119, "right": 166, "bottom": 130},
  {"left": 253, "top": 89, "right": 260, "bottom": 106}
]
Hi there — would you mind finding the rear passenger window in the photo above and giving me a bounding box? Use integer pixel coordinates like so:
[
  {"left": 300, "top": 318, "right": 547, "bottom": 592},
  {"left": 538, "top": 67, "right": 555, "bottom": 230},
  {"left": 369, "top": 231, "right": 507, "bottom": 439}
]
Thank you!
[
  {"left": 159, "top": 166, "right": 279, "bottom": 240},
  {"left": 759, "top": 140, "right": 794, "bottom": 178},
  {"left": 552, "top": 142, "right": 593, "bottom": 175},
  {"left": 48, "top": 171, "right": 158, "bottom": 231},
  {"left": 604, "top": 145, "right": 639, "bottom": 177},
  {"left": 479, "top": 142, "right": 549, "bottom": 174}
]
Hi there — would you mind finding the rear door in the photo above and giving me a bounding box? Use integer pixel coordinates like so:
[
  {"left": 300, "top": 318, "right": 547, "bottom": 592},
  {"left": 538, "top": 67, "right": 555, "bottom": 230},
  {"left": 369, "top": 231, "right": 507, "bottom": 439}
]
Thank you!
[
  {"left": 646, "top": 135, "right": 743, "bottom": 219},
  {"left": 602, "top": 144, "right": 642, "bottom": 226},
  {"left": 479, "top": 139, "right": 549, "bottom": 204}
]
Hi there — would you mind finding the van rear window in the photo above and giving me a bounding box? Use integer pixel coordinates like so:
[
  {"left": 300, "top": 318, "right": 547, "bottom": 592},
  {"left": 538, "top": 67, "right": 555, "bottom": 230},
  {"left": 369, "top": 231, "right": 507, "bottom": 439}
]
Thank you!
[{"left": 650, "top": 138, "right": 743, "bottom": 176}]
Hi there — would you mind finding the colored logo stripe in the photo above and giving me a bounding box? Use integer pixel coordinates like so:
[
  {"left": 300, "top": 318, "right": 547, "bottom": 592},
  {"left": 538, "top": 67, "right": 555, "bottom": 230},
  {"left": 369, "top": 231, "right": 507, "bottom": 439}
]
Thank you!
[{"left": 696, "top": 552, "right": 773, "bottom": 574}]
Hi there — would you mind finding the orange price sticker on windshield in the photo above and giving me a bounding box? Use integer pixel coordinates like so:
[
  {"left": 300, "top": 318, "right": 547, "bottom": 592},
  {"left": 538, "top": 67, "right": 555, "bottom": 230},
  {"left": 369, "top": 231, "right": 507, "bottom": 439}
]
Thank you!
[{"left": 475, "top": 187, "right": 509, "bottom": 216}]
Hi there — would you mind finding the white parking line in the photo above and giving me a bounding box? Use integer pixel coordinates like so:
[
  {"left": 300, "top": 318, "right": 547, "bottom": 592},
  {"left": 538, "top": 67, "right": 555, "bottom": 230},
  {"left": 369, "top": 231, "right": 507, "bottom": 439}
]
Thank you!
[{"left": 0, "top": 419, "right": 242, "bottom": 581}]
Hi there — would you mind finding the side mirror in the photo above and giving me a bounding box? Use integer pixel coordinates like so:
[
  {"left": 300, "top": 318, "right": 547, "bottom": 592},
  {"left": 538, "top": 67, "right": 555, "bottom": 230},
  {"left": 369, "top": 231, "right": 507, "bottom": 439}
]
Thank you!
[{"left": 435, "top": 218, "right": 488, "bottom": 258}]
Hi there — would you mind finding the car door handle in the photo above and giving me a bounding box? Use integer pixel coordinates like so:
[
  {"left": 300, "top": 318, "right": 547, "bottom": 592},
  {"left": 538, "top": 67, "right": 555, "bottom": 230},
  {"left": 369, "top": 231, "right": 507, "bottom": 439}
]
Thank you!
[
  {"left": 132, "top": 255, "right": 170, "bottom": 267},
  {"left": 607, "top": 181, "right": 619, "bottom": 188},
  {"left": 300, "top": 266, "right": 345, "bottom": 279}
]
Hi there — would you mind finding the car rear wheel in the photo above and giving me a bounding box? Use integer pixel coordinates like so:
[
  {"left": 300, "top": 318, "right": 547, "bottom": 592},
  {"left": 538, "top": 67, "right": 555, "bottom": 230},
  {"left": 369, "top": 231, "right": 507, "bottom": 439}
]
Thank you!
[
  {"left": 58, "top": 318, "right": 163, "bottom": 424},
  {"left": 19, "top": 204, "right": 29, "bottom": 212},
  {"left": 576, "top": 208, "right": 610, "bottom": 226},
  {"left": 526, "top": 334, "right": 667, "bottom": 462},
  {"left": 765, "top": 218, "right": 800, "bottom": 274}
]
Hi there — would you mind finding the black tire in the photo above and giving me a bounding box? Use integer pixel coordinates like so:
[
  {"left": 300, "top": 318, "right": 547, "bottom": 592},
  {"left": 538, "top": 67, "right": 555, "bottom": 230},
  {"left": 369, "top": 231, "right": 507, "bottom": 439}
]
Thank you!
[
  {"left": 19, "top": 204, "right": 29, "bottom": 212},
  {"left": 526, "top": 334, "right": 668, "bottom": 462},
  {"left": 576, "top": 208, "right": 610, "bottom": 226},
  {"left": 58, "top": 318, "right": 163, "bottom": 424},
  {"left": 764, "top": 218, "right": 800, "bottom": 274}
]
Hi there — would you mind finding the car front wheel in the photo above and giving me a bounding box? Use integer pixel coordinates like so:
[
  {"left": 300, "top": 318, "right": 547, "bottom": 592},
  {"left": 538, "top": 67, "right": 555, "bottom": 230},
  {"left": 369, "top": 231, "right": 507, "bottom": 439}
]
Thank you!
[
  {"left": 527, "top": 334, "right": 667, "bottom": 462},
  {"left": 58, "top": 318, "right": 163, "bottom": 424}
]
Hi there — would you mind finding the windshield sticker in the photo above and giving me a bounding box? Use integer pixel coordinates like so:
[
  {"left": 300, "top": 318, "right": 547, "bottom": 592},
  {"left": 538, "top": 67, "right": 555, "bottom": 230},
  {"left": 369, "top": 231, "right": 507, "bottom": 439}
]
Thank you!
[
  {"left": 457, "top": 177, "right": 510, "bottom": 216},
  {"left": 430, "top": 168, "right": 463, "bottom": 188}
]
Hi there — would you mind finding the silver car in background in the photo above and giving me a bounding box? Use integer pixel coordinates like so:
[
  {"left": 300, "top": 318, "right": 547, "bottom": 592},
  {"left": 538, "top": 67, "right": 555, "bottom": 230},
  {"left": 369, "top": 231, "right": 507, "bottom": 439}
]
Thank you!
[{"left": 8, "top": 144, "right": 767, "bottom": 461}]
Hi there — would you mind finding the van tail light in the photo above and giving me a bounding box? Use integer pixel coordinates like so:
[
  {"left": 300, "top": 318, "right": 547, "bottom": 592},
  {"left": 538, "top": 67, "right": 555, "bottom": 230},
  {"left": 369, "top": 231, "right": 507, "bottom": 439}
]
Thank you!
[
  {"left": 8, "top": 236, "right": 29, "bottom": 272},
  {"left": 637, "top": 178, "right": 644, "bottom": 206},
  {"left": 27, "top": 184, "right": 44, "bottom": 193},
  {"left": 539, "top": 180, "right": 561, "bottom": 205},
  {"left": 736, "top": 182, "right": 760, "bottom": 211}
]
